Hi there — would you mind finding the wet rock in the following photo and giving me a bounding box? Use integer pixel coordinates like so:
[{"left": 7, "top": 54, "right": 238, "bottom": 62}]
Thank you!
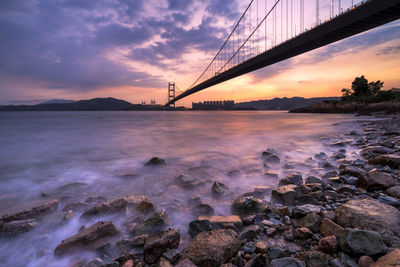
[
  {"left": 278, "top": 173, "right": 303, "bottom": 186},
  {"left": 244, "top": 254, "right": 267, "bottom": 267},
  {"left": 85, "top": 196, "right": 107, "bottom": 205},
  {"left": 254, "top": 241, "right": 267, "bottom": 254},
  {"left": 335, "top": 199, "right": 400, "bottom": 247},
  {"left": 299, "top": 251, "right": 332, "bottom": 267},
  {"left": 123, "top": 216, "right": 145, "bottom": 234},
  {"left": 267, "top": 247, "right": 288, "bottom": 260},
  {"left": 243, "top": 242, "right": 256, "bottom": 254},
  {"left": 293, "top": 213, "right": 321, "bottom": 233},
  {"left": 358, "top": 256, "right": 374, "bottom": 267},
  {"left": 188, "top": 220, "right": 211, "bottom": 237},
  {"left": 356, "top": 171, "right": 395, "bottom": 191},
  {"left": 85, "top": 258, "right": 104, "bottom": 267},
  {"left": 319, "top": 218, "right": 344, "bottom": 237},
  {"left": 132, "top": 234, "right": 148, "bottom": 246},
  {"left": 370, "top": 249, "right": 400, "bottom": 267},
  {"left": 265, "top": 170, "right": 279, "bottom": 178},
  {"left": 361, "top": 146, "right": 394, "bottom": 159},
  {"left": 54, "top": 221, "right": 120, "bottom": 256},
  {"left": 377, "top": 195, "right": 400, "bottom": 207},
  {"left": 330, "top": 141, "right": 345, "bottom": 147},
  {"left": 175, "top": 258, "right": 197, "bottom": 267},
  {"left": 0, "top": 219, "right": 38, "bottom": 236},
  {"left": 175, "top": 174, "right": 208, "bottom": 189},
  {"left": 198, "top": 215, "right": 242, "bottom": 230},
  {"left": 271, "top": 184, "right": 301, "bottom": 205},
  {"left": 338, "top": 252, "right": 357, "bottom": 267},
  {"left": 192, "top": 203, "right": 215, "bottom": 216},
  {"left": 211, "top": 181, "right": 229, "bottom": 195},
  {"left": 135, "top": 200, "right": 155, "bottom": 214},
  {"left": 144, "top": 228, "right": 180, "bottom": 264},
  {"left": 181, "top": 229, "right": 240, "bottom": 267},
  {"left": 387, "top": 186, "right": 400, "bottom": 199},
  {"left": 126, "top": 195, "right": 148, "bottom": 206},
  {"left": 305, "top": 176, "right": 325, "bottom": 186},
  {"left": 292, "top": 204, "right": 321, "bottom": 218},
  {"left": 162, "top": 249, "right": 180, "bottom": 264},
  {"left": 318, "top": 235, "right": 337, "bottom": 254},
  {"left": 295, "top": 227, "right": 313, "bottom": 239},
  {"left": 231, "top": 197, "right": 267, "bottom": 215},
  {"left": 269, "top": 257, "right": 306, "bottom": 267},
  {"left": 336, "top": 185, "right": 357, "bottom": 194},
  {"left": 64, "top": 210, "right": 74, "bottom": 221},
  {"left": 62, "top": 202, "right": 88, "bottom": 212},
  {"left": 368, "top": 154, "right": 400, "bottom": 168},
  {"left": 157, "top": 257, "right": 173, "bottom": 267},
  {"left": 239, "top": 225, "right": 261, "bottom": 241},
  {"left": 145, "top": 157, "right": 166, "bottom": 166},
  {"left": 339, "top": 228, "right": 387, "bottom": 257},
  {"left": 135, "top": 211, "right": 169, "bottom": 235},
  {"left": 339, "top": 166, "right": 365, "bottom": 177},
  {"left": 81, "top": 198, "right": 127, "bottom": 218},
  {"left": 1, "top": 199, "right": 58, "bottom": 222}
]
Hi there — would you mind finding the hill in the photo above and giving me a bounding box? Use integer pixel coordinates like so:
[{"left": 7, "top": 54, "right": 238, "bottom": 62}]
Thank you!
[
  {"left": 0, "top": 97, "right": 136, "bottom": 111},
  {"left": 235, "top": 97, "right": 340, "bottom": 110}
]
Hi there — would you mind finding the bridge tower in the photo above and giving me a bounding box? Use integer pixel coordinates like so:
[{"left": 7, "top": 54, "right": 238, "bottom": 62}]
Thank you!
[{"left": 168, "top": 82, "right": 175, "bottom": 107}]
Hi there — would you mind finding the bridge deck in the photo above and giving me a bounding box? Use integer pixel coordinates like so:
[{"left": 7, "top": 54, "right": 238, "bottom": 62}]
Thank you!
[{"left": 167, "top": 0, "right": 400, "bottom": 105}]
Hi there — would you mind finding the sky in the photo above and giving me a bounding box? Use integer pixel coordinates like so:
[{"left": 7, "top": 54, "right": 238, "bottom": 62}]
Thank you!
[{"left": 0, "top": 0, "right": 399, "bottom": 106}]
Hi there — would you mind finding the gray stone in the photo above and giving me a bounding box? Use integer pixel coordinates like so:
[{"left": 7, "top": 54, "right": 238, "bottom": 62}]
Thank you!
[
  {"left": 269, "top": 257, "right": 306, "bottom": 267},
  {"left": 144, "top": 228, "right": 180, "bottom": 264},
  {"left": 243, "top": 242, "right": 256, "bottom": 254},
  {"left": 387, "top": 186, "right": 400, "bottom": 199},
  {"left": 231, "top": 197, "right": 267, "bottom": 215},
  {"left": 335, "top": 199, "right": 400, "bottom": 247},
  {"left": 211, "top": 181, "right": 229, "bottom": 195},
  {"left": 292, "top": 204, "right": 321, "bottom": 218},
  {"left": 279, "top": 173, "right": 303, "bottom": 186},
  {"left": 368, "top": 154, "right": 400, "bottom": 168},
  {"left": 271, "top": 185, "right": 301, "bottom": 205},
  {"left": 1, "top": 200, "right": 58, "bottom": 222},
  {"left": 81, "top": 198, "right": 127, "bottom": 218},
  {"left": 356, "top": 171, "right": 395, "bottom": 191},
  {"left": 135, "top": 211, "right": 169, "bottom": 235},
  {"left": 339, "top": 228, "right": 387, "bottom": 256},
  {"left": 377, "top": 195, "right": 400, "bottom": 207},
  {"left": 293, "top": 213, "right": 321, "bottom": 233},
  {"left": 0, "top": 219, "right": 37, "bottom": 236},
  {"left": 145, "top": 157, "right": 166, "bottom": 166},
  {"left": 239, "top": 225, "right": 261, "bottom": 241},
  {"left": 305, "top": 176, "right": 325, "bottom": 186},
  {"left": 244, "top": 254, "right": 267, "bottom": 267},
  {"left": 188, "top": 220, "right": 211, "bottom": 237}
]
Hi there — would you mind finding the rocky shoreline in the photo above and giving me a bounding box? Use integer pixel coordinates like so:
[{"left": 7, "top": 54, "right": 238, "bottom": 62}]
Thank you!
[
  {"left": 1, "top": 115, "right": 400, "bottom": 267},
  {"left": 289, "top": 101, "right": 400, "bottom": 114}
]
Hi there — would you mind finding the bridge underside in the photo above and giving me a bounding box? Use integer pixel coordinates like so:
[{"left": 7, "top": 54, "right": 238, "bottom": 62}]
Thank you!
[{"left": 167, "top": 0, "right": 400, "bottom": 106}]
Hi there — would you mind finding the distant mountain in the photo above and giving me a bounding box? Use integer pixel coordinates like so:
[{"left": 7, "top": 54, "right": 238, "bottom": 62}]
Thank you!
[
  {"left": 40, "top": 99, "right": 76, "bottom": 104},
  {"left": 0, "top": 97, "right": 136, "bottom": 111},
  {"left": 235, "top": 97, "right": 341, "bottom": 110}
]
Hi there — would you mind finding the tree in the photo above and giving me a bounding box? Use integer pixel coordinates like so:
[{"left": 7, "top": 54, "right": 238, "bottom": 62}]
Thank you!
[
  {"left": 368, "top": 80, "right": 384, "bottom": 95},
  {"left": 351, "top": 75, "right": 370, "bottom": 96}
]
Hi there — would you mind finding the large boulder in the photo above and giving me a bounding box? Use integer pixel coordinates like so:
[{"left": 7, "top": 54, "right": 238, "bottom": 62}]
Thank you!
[
  {"left": 293, "top": 213, "right": 321, "bottom": 233},
  {"left": 135, "top": 211, "right": 169, "bottom": 235},
  {"left": 271, "top": 185, "right": 301, "bottom": 205},
  {"left": 335, "top": 199, "right": 400, "bottom": 247},
  {"left": 0, "top": 219, "right": 37, "bottom": 236},
  {"left": 81, "top": 198, "right": 127, "bottom": 218},
  {"left": 356, "top": 171, "right": 395, "bottom": 191},
  {"left": 1, "top": 200, "right": 58, "bottom": 222},
  {"left": 361, "top": 146, "right": 394, "bottom": 159},
  {"left": 368, "top": 154, "right": 400, "bottom": 168},
  {"left": 181, "top": 229, "right": 240, "bottom": 267},
  {"left": 144, "top": 229, "right": 180, "bottom": 264},
  {"left": 278, "top": 173, "right": 303, "bottom": 186},
  {"left": 371, "top": 249, "right": 400, "bottom": 267},
  {"left": 339, "top": 228, "right": 387, "bottom": 257},
  {"left": 55, "top": 221, "right": 120, "bottom": 256}
]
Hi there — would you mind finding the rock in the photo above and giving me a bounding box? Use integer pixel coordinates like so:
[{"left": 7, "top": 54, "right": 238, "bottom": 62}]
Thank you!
[
  {"left": 244, "top": 254, "right": 267, "bottom": 267},
  {"left": 121, "top": 260, "right": 133, "bottom": 267},
  {"left": 305, "top": 176, "right": 325, "bottom": 186},
  {"left": 1, "top": 200, "right": 58, "bottom": 222},
  {"left": 265, "top": 170, "right": 279, "bottom": 178},
  {"left": 211, "top": 181, "right": 229, "bottom": 195},
  {"left": 320, "top": 218, "right": 344, "bottom": 237},
  {"left": 135, "top": 200, "right": 155, "bottom": 214},
  {"left": 295, "top": 227, "right": 313, "bottom": 239},
  {"left": 192, "top": 204, "right": 215, "bottom": 216},
  {"left": 361, "top": 146, "right": 394, "bottom": 159},
  {"left": 239, "top": 225, "right": 261, "bottom": 241},
  {"left": 368, "top": 154, "right": 400, "bottom": 168},
  {"left": 181, "top": 229, "right": 240, "bottom": 267},
  {"left": 81, "top": 198, "right": 127, "bottom": 218},
  {"left": 358, "top": 256, "right": 374, "bottom": 267},
  {"left": 336, "top": 185, "right": 357, "bottom": 194},
  {"left": 85, "top": 258, "right": 104, "bottom": 267},
  {"left": 175, "top": 258, "right": 197, "bottom": 267},
  {"left": 54, "top": 221, "right": 120, "bottom": 256},
  {"left": 278, "top": 173, "right": 303, "bottom": 186},
  {"left": 198, "top": 215, "right": 242, "bottom": 229},
  {"left": 62, "top": 202, "right": 88, "bottom": 212},
  {"left": 132, "top": 234, "right": 148, "bottom": 246},
  {"left": 157, "top": 257, "right": 173, "bottom": 267},
  {"left": 254, "top": 241, "right": 267, "bottom": 254},
  {"left": 175, "top": 174, "right": 208, "bottom": 189},
  {"left": 145, "top": 157, "right": 166, "bottom": 166},
  {"left": 231, "top": 197, "right": 267, "bottom": 215},
  {"left": 243, "top": 242, "right": 256, "bottom": 254},
  {"left": 377, "top": 195, "right": 400, "bottom": 207},
  {"left": 293, "top": 213, "right": 321, "bottom": 233},
  {"left": 144, "top": 229, "right": 180, "bottom": 264},
  {"left": 338, "top": 252, "right": 357, "bottom": 267},
  {"left": 387, "top": 186, "right": 400, "bottom": 199},
  {"left": 292, "top": 204, "right": 321, "bottom": 218},
  {"left": 188, "top": 220, "right": 211, "bottom": 237},
  {"left": 135, "top": 211, "right": 169, "bottom": 235},
  {"left": 339, "top": 228, "right": 388, "bottom": 257},
  {"left": 335, "top": 199, "right": 400, "bottom": 247},
  {"left": 356, "top": 171, "right": 395, "bottom": 191},
  {"left": 0, "top": 219, "right": 37, "bottom": 236},
  {"left": 370, "top": 249, "right": 400, "bottom": 267},
  {"left": 318, "top": 235, "right": 337, "bottom": 254},
  {"left": 299, "top": 251, "right": 332, "bottom": 267},
  {"left": 126, "top": 195, "right": 148, "bottom": 206},
  {"left": 330, "top": 141, "right": 345, "bottom": 147},
  {"left": 162, "top": 249, "right": 180, "bottom": 264},
  {"left": 85, "top": 196, "right": 107, "bottom": 204},
  {"left": 271, "top": 184, "right": 301, "bottom": 205},
  {"left": 64, "top": 210, "right": 74, "bottom": 221},
  {"left": 269, "top": 257, "right": 306, "bottom": 267},
  {"left": 339, "top": 166, "right": 365, "bottom": 177},
  {"left": 268, "top": 247, "right": 288, "bottom": 260}
]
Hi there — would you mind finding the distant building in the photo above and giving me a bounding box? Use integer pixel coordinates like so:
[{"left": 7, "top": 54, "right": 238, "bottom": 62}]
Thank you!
[{"left": 192, "top": 100, "right": 235, "bottom": 110}]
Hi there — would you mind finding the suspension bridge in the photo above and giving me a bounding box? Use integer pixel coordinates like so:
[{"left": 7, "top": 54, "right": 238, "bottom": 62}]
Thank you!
[{"left": 166, "top": 0, "right": 400, "bottom": 106}]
